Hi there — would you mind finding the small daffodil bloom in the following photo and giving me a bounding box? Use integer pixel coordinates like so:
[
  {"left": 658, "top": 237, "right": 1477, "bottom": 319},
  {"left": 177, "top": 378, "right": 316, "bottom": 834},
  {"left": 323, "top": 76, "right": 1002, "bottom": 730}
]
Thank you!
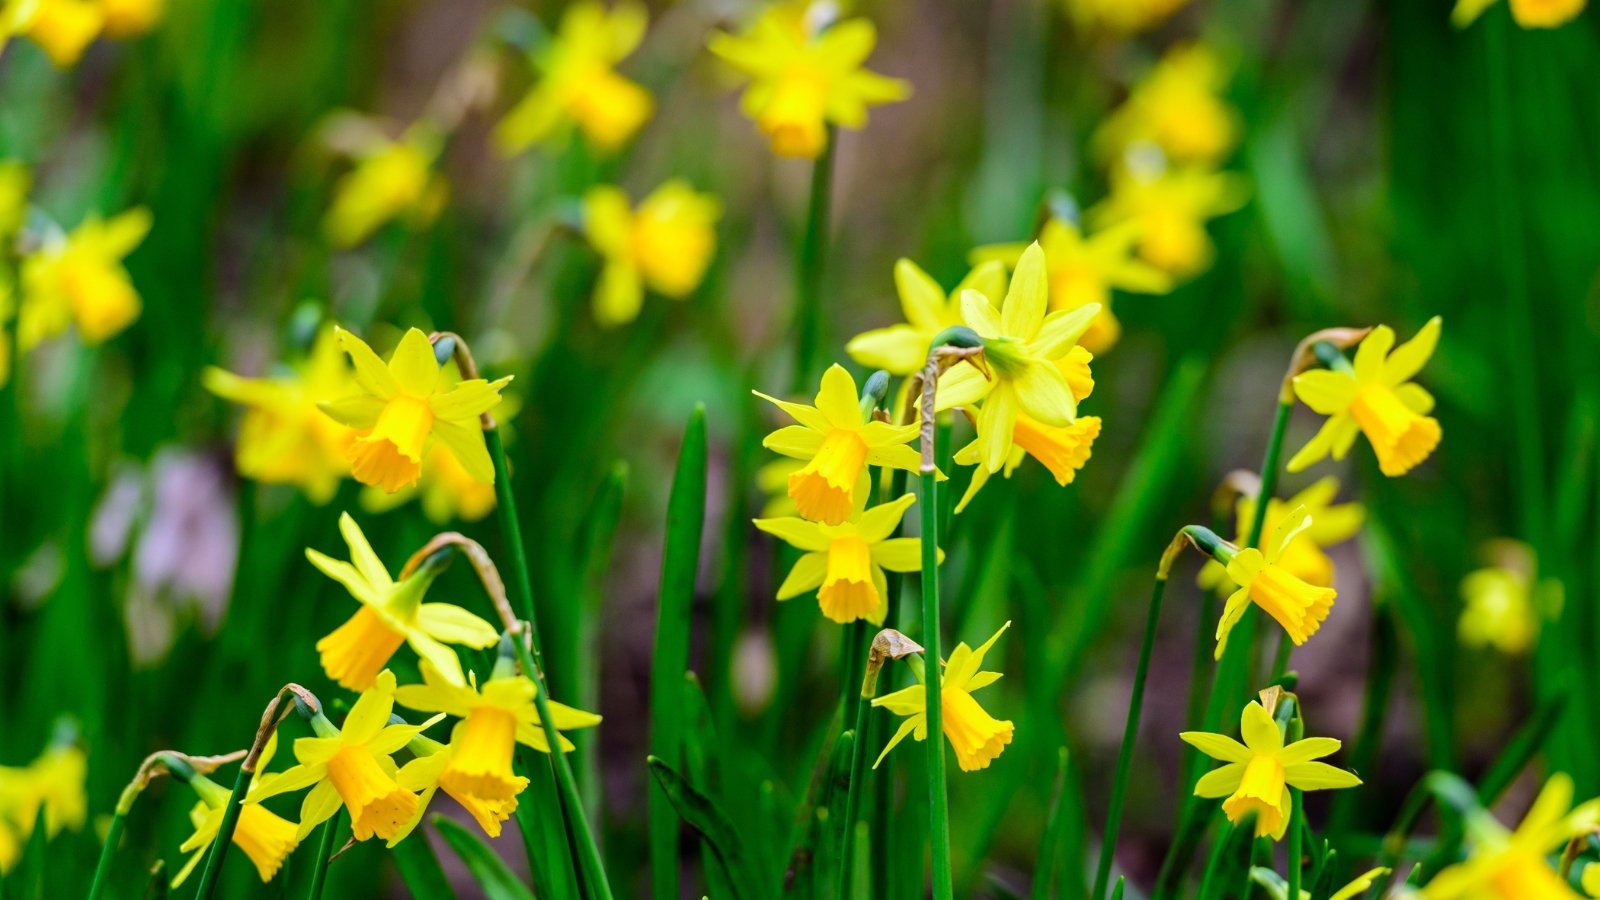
[
  {"left": 971, "top": 220, "right": 1169, "bottom": 355},
  {"left": 1094, "top": 43, "right": 1238, "bottom": 166},
  {"left": 582, "top": 180, "right": 721, "bottom": 326},
  {"left": 873, "top": 623, "right": 1014, "bottom": 772},
  {"left": 1087, "top": 163, "right": 1250, "bottom": 279},
  {"left": 323, "top": 128, "right": 446, "bottom": 249},
  {"left": 309, "top": 513, "right": 500, "bottom": 689},
  {"left": 1214, "top": 505, "right": 1337, "bottom": 659},
  {"left": 249, "top": 671, "right": 443, "bottom": 843},
  {"left": 2, "top": 0, "right": 104, "bottom": 67},
  {"left": 1199, "top": 477, "right": 1364, "bottom": 592},
  {"left": 1422, "top": 774, "right": 1600, "bottom": 898},
  {"left": 319, "top": 327, "right": 510, "bottom": 493},
  {"left": 937, "top": 241, "right": 1104, "bottom": 472},
  {"left": 171, "top": 733, "right": 298, "bottom": 887},
  {"left": 846, "top": 259, "right": 1006, "bottom": 377},
  {"left": 18, "top": 207, "right": 150, "bottom": 351},
  {"left": 494, "top": 0, "right": 653, "bottom": 155},
  {"left": 1181, "top": 701, "right": 1360, "bottom": 840},
  {"left": 709, "top": 5, "right": 910, "bottom": 158},
  {"left": 0, "top": 742, "right": 87, "bottom": 855},
  {"left": 1289, "top": 317, "right": 1442, "bottom": 477},
  {"left": 755, "top": 492, "right": 935, "bottom": 624},
  {"left": 1458, "top": 540, "right": 1538, "bottom": 655},
  {"left": 755, "top": 364, "right": 921, "bottom": 525}
]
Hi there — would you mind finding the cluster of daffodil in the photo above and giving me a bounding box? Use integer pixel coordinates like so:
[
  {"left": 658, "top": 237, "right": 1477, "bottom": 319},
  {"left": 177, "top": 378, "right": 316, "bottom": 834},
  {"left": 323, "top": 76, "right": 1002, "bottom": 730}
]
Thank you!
[
  {"left": 0, "top": 734, "right": 87, "bottom": 874},
  {"left": 0, "top": 0, "right": 160, "bottom": 69}
]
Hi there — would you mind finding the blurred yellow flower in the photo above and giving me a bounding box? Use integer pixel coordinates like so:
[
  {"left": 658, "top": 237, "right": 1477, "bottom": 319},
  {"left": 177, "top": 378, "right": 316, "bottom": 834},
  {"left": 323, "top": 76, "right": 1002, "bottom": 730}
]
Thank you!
[
  {"left": 754, "top": 492, "right": 934, "bottom": 624},
  {"left": 324, "top": 128, "right": 446, "bottom": 249},
  {"left": 1214, "top": 505, "right": 1337, "bottom": 659},
  {"left": 1, "top": 0, "right": 104, "bottom": 68},
  {"left": 0, "top": 739, "right": 87, "bottom": 872},
  {"left": 1422, "top": 774, "right": 1600, "bottom": 898},
  {"left": 937, "top": 242, "right": 1103, "bottom": 471},
  {"left": 361, "top": 444, "right": 496, "bottom": 524},
  {"left": 1459, "top": 540, "right": 1538, "bottom": 655},
  {"left": 847, "top": 259, "right": 1005, "bottom": 377},
  {"left": 494, "top": 0, "right": 653, "bottom": 155},
  {"left": 171, "top": 733, "right": 297, "bottom": 887},
  {"left": 755, "top": 364, "right": 920, "bottom": 525},
  {"left": 0, "top": 160, "right": 28, "bottom": 238},
  {"left": 873, "top": 622, "right": 1014, "bottom": 772},
  {"left": 1181, "top": 700, "right": 1360, "bottom": 840},
  {"left": 1199, "top": 477, "right": 1364, "bottom": 591},
  {"left": 249, "top": 671, "right": 442, "bottom": 843},
  {"left": 1088, "top": 163, "right": 1250, "bottom": 278},
  {"left": 1453, "top": 0, "right": 1586, "bottom": 28},
  {"left": 582, "top": 180, "right": 721, "bottom": 327},
  {"left": 17, "top": 206, "right": 150, "bottom": 351},
  {"left": 1094, "top": 44, "right": 1238, "bottom": 166},
  {"left": 320, "top": 327, "right": 509, "bottom": 493},
  {"left": 398, "top": 657, "right": 599, "bottom": 772},
  {"left": 709, "top": 4, "right": 910, "bottom": 159},
  {"left": 204, "top": 325, "right": 356, "bottom": 504},
  {"left": 308, "top": 512, "right": 500, "bottom": 689},
  {"left": 971, "top": 219, "right": 1169, "bottom": 354},
  {"left": 96, "top": 0, "right": 159, "bottom": 38},
  {"left": 1062, "top": 0, "right": 1191, "bottom": 36},
  {"left": 1288, "top": 317, "right": 1442, "bottom": 477}
]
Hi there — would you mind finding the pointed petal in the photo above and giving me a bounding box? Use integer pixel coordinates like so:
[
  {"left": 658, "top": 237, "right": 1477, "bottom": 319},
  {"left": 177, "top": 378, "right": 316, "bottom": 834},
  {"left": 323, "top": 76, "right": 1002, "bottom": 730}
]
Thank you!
[{"left": 1000, "top": 242, "right": 1048, "bottom": 340}]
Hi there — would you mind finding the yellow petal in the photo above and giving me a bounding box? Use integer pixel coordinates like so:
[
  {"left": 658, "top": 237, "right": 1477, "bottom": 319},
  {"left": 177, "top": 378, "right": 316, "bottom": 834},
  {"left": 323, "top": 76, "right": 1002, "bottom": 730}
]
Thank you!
[
  {"left": 1000, "top": 242, "right": 1048, "bottom": 339},
  {"left": 388, "top": 328, "right": 441, "bottom": 397}
]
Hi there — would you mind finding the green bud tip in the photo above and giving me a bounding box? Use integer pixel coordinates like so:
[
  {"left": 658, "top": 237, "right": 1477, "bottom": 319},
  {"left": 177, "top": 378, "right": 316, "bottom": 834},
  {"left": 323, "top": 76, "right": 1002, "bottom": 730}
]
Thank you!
[
  {"left": 860, "top": 370, "right": 890, "bottom": 416},
  {"left": 1312, "top": 340, "right": 1351, "bottom": 373},
  {"left": 927, "top": 325, "right": 983, "bottom": 353},
  {"left": 293, "top": 691, "right": 323, "bottom": 721}
]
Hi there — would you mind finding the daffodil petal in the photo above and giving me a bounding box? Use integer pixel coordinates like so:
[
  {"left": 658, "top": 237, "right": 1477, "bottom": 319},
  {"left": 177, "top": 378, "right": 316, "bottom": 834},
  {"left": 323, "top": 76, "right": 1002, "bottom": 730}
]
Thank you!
[
  {"left": 1194, "top": 762, "right": 1247, "bottom": 798},
  {"left": 1178, "top": 732, "right": 1252, "bottom": 763},
  {"left": 416, "top": 603, "right": 500, "bottom": 648},
  {"left": 1283, "top": 761, "right": 1361, "bottom": 790}
]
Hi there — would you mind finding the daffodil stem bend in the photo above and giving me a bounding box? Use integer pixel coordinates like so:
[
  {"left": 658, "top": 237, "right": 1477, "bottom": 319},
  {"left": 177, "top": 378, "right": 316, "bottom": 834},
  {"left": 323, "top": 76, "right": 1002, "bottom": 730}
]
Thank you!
[
  {"left": 485, "top": 425, "right": 615, "bottom": 900},
  {"left": 792, "top": 127, "right": 836, "bottom": 393},
  {"left": 307, "top": 809, "right": 342, "bottom": 900},
  {"left": 191, "top": 763, "right": 249, "bottom": 900},
  {"left": 1091, "top": 572, "right": 1167, "bottom": 900}
]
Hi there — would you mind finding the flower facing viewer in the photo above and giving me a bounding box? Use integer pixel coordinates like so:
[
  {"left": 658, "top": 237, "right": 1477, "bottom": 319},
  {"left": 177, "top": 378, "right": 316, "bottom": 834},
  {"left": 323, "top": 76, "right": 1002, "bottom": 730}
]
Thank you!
[{"left": 582, "top": 180, "right": 721, "bottom": 326}]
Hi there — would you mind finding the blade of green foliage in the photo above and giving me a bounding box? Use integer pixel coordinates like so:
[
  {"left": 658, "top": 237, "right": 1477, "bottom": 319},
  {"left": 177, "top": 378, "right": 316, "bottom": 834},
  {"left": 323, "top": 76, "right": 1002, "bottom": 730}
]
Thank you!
[
  {"left": 434, "top": 816, "right": 536, "bottom": 900},
  {"left": 390, "top": 830, "right": 456, "bottom": 900},
  {"left": 649, "top": 756, "right": 775, "bottom": 900}
]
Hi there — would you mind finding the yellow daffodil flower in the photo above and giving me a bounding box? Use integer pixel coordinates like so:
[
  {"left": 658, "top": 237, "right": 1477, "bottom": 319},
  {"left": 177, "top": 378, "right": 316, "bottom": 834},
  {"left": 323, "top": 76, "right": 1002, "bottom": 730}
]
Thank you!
[
  {"left": 936, "top": 241, "right": 1103, "bottom": 471},
  {"left": 397, "top": 659, "right": 600, "bottom": 802},
  {"left": 872, "top": 622, "right": 1014, "bottom": 772},
  {"left": 0, "top": 161, "right": 28, "bottom": 238},
  {"left": 582, "top": 180, "right": 721, "bottom": 326},
  {"left": 1199, "top": 477, "right": 1364, "bottom": 591},
  {"left": 1453, "top": 0, "right": 1585, "bottom": 28},
  {"left": 1213, "top": 505, "right": 1338, "bottom": 659},
  {"left": 1181, "top": 700, "right": 1360, "bottom": 840},
  {"left": 846, "top": 259, "right": 1006, "bottom": 377},
  {"left": 971, "top": 219, "right": 1169, "bottom": 354},
  {"left": 1062, "top": 0, "right": 1191, "bottom": 35},
  {"left": 494, "top": 1, "right": 653, "bottom": 155},
  {"left": 952, "top": 345, "right": 1100, "bottom": 511},
  {"left": 1087, "top": 163, "right": 1250, "bottom": 278},
  {"left": 249, "top": 671, "right": 443, "bottom": 843},
  {"left": 393, "top": 734, "right": 517, "bottom": 842},
  {"left": 1459, "top": 539, "right": 1538, "bottom": 655},
  {"left": 1288, "top": 317, "right": 1442, "bottom": 477},
  {"left": 17, "top": 207, "right": 149, "bottom": 351},
  {"left": 171, "top": 733, "right": 298, "bottom": 887},
  {"left": 1422, "top": 774, "right": 1600, "bottom": 898},
  {"left": 0, "top": 742, "right": 86, "bottom": 842},
  {"left": 204, "top": 325, "right": 357, "bottom": 504},
  {"left": 360, "top": 444, "right": 496, "bottom": 524},
  {"left": 96, "top": 0, "right": 159, "bottom": 38},
  {"left": 754, "top": 492, "right": 935, "bottom": 624},
  {"left": 1, "top": 0, "right": 103, "bottom": 67},
  {"left": 319, "top": 326, "right": 510, "bottom": 493},
  {"left": 323, "top": 127, "right": 446, "bottom": 249},
  {"left": 709, "top": 4, "right": 910, "bottom": 159},
  {"left": 308, "top": 512, "right": 500, "bottom": 689},
  {"left": 1095, "top": 44, "right": 1238, "bottom": 166},
  {"left": 755, "top": 363, "right": 920, "bottom": 525}
]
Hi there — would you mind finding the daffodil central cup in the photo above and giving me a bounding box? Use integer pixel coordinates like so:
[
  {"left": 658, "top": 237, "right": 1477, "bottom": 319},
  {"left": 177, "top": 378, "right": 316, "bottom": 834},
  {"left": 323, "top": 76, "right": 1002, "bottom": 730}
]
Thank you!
[
  {"left": 873, "top": 623, "right": 1014, "bottom": 772},
  {"left": 173, "top": 746, "right": 298, "bottom": 888}
]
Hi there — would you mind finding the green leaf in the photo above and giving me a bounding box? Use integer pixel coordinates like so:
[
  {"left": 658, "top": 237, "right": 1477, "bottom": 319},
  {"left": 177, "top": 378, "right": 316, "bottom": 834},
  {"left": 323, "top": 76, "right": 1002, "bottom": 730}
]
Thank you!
[
  {"left": 648, "top": 757, "right": 774, "bottom": 900},
  {"left": 434, "top": 816, "right": 536, "bottom": 900},
  {"left": 390, "top": 828, "right": 457, "bottom": 900}
]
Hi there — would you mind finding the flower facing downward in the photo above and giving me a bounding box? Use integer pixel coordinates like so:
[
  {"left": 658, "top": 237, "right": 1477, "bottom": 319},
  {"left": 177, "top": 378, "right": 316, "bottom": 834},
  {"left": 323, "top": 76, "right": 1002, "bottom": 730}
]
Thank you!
[
  {"left": 872, "top": 623, "right": 1014, "bottom": 772},
  {"left": 1289, "top": 317, "right": 1443, "bottom": 478},
  {"left": 172, "top": 733, "right": 298, "bottom": 887},
  {"left": 1093, "top": 43, "right": 1239, "bottom": 167},
  {"left": 494, "top": 1, "right": 653, "bottom": 155},
  {"left": 1181, "top": 701, "right": 1360, "bottom": 840},
  {"left": 846, "top": 259, "right": 1006, "bottom": 377},
  {"left": 755, "top": 364, "right": 921, "bottom": 525},
  {"left": 1421, "top": 774, "right": 1600, "bottom": 899},
  {"left": 308, "top": 512, "right": 500, "bottom": 689},
  {"left": 1198, "top": 477, "right": 1364, "bottom": 592},
  {"left": 319, "top": 327, "right": 510, "bottom": 493},
  {"left": 1213, "top": 505, "right": 1338, "bottom": 660},
  {"left": 582, "top": 180, "right": 722, "bottom": 326},
  {"left": 17, "top": 207, "right": 150, "bottom": 351},
  {"left": 709, "top": 4, "right": 910, "bottom": 159},
  {"left": 249, "top": 672, "right": 442, "bottom": 843},
  {"left": 754, "top": 492, "right": 936, "bottom": 625}
]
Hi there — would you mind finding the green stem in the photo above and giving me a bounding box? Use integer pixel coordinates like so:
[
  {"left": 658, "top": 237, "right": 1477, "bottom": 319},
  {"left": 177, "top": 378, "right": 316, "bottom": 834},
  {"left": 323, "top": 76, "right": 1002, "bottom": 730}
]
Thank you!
[
  {"left": 837, "top": 670, "right": 874, "bottom": 899},
  {"left": 487, "top": 426, "right": 614, "bottom": 900},
  {"left": 306, "top": 809, "right": 342, "bottom": 900},
  {"left": 191, "top": 765, "right": 248, "bottom": 900},
  {"left": 87, "top": 809, "right": 127, "bottom": 900},
  {"left": 1195, "top": 820, "right": 1239, "bottom": 900},
  {"left": 1286, "top": 790, "right": 1303, "bottom": 900},
  {"left": 920, "top": 464, "right": 952, "bottom": 900},
  {"left": 791, "top": 128, "right": 836, "bottom": 392},
  {"left": 1091, "top": 574, "right": 1167, "bottom": 900},
  {"left": 1247, "top": 400, "right": 1293, "bottom": 549}
]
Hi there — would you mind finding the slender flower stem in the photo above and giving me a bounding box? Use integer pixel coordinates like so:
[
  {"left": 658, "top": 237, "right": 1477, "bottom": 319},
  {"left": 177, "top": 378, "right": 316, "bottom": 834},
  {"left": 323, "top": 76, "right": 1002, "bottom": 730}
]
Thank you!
[
  {"left": 837, "top": 684, "right": 872, "bottom": 899},
  {"left": 1092, "top": 573, "right": 1167, "bottom": 900},
  {"left": 191, "top": 765, "right": 249, "bottom": 900},
  {"left": 306, "top": 809, "right": 343, "bottom": 900},
  {"left": 791, "top": 128, "right": 836, "bottom": 393},
  {"left": 486, "top": 426, "right": 614, "bottom": 900},
  {"left": 87, "top": 809, "right": 126, "bottom": 900},
  {"left": 919, "top": 462, "right": 952, "bottom": 900},
  {"left": 1286, "top": 789, "right": 1304, "bottom": 900},
  {"left": 1246, "top": 400, "right": 1293, "bottom": 550}
]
